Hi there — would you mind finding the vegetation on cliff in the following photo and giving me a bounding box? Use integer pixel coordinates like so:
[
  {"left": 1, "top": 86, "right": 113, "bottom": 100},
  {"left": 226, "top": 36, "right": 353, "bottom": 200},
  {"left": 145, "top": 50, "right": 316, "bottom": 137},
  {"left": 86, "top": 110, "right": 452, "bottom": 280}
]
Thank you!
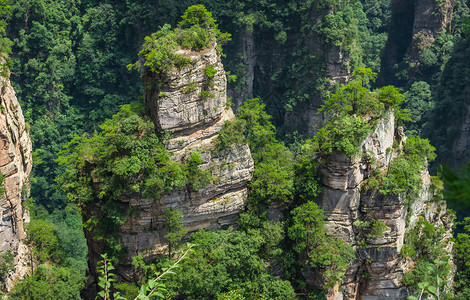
[
  {"left": 3, "top": 1, "right": 470, "bottom": 299},
  {"left": 315, "top": 67, "right": 409, "bottom": 157}
]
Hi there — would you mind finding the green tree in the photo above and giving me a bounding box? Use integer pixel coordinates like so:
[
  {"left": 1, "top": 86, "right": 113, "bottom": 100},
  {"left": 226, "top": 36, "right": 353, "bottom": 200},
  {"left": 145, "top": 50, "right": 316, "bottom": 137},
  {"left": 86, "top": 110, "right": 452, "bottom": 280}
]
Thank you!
[
  {"left": 8, "top": 265, "right": 85, "bottom": 300},
  {"left": 288, "top": 201, "right": 355, "bottom": 289},
  {"left": 25, "top": 219, "right": 63, "bottom": 264},
  {"left": 162, "top": 208, "right": 188, "bottom": 258}
]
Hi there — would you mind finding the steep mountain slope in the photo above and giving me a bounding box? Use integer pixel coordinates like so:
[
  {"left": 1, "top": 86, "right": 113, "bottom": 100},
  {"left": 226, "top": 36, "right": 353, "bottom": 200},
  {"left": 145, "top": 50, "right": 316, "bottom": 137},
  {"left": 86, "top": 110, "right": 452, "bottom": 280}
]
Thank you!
[{"left": 0, "top": 72, "right": 33, "bottom": 291}]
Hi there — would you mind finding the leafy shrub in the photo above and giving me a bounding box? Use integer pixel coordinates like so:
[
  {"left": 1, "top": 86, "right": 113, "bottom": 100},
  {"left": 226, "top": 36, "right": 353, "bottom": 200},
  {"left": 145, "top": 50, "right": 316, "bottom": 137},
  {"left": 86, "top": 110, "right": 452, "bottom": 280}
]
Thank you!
[
  {"left": 316, "top": 114, "right": 372, "bottom": 157},
  {"left": 176, "top": 24, "right": 211, "bottom": 50},
  {"left": 199, "top": 90, "right": 215, "bottom": 99},
  {"left": 401, "top": 218, "right": 451, "bottom": 292},
  {"left": 0, "top": 251, "right": 13, "bottom": 277},
  {"left": 216, "top": 119, "right": 246, "bottom": 150},
  {"left": 164, "top": 227, "right": 295, "bottom": 299},
  {"left": 294, "top": 140, "right": 322, "bottom": 201},
  {"left": 183, "top": 81, "right": 198, "bottom": 94},
  {"left": 316, "top": 68, "right": 410, "bottom": 157},
  {"left": 363, "top": 136, "right": 436, "bottom": 202},
  {"left": 8, "top": 265, "right": 85, "bottom": 300},
  {"left": 204, "top": 65, "right": 217, "bottom": 78},
  {"left": 136, "top": 24, "right": 191, "bottom": 74},
  {"left": 288, "top": 201, "right": 355, "bottom": 289},
  {"left": 132, "top": 5, "right": 231, "bottom": 75},
  {"left": 25, "top": 219, "right": 64, "bottom": 264}
]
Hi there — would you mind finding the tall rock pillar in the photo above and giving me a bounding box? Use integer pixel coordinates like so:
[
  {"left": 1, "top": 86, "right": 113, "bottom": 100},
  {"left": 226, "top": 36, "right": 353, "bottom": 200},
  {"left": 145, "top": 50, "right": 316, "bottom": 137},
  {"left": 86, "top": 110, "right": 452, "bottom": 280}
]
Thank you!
[{"left": 0, "top": 73, "right": 33, "bottom": 291}]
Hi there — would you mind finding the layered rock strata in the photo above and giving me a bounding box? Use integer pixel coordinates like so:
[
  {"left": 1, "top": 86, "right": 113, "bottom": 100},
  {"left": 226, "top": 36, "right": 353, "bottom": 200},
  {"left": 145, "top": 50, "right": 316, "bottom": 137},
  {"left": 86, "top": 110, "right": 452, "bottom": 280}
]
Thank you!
[
  {"left": 318, "top": 112, "right": 452, "bottom": 299},
  {"left": 99, "top": 44, "right": 254, "bottom": 261},
  {"left": 0, "top": 74, "right": 33, "bottom": 291}
]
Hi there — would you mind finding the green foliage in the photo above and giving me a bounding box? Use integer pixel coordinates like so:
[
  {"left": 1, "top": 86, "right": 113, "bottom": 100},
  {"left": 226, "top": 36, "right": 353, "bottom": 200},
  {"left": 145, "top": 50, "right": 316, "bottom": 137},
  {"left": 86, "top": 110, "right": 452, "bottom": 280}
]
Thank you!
[
  {"left": 316, "top": 68, "right": 409, "bottom": 157},
  {"left": 0, "top": 0, "right": 11, "bottom": 76},
  {"left": 136, "top": 24, "right": 190, "bottom": 74},
  {"left": 288, "top": 201, "right": 355, "bottom": 289},
  {"left": 25, "top": 218, "right": 63, "bottom": 264},
  {"left": 293, "top": 140, "right": 322, "bottom": 201},
  {"left": 0, "top": 250, "right": 13, "bottom": 278},
  {"left": 403, "top": 81, "right": 433, "bottom": 135},
  {"left": 363, "top": 136, "right": 436, "bottom": 202},
  {"left": 216, "top": 119, "right": 247, "bottom": 150},
  {"left": 401, "top": 217, "right": 451, "bottom": 293},
  {"left": 8, "top": 265, "right": 85, "bottom": 300},
  {"left": 96, "top": 246, "right": 194, "bottom": 300},
  {"left": 182, "top": 81, "right": 198, "bottom": 94},
  {"left": 57, "top": 105, "right": 186, "bottom": 209},
  {"left": 423, "top": 31, "right": 470, "bottom": 165},
  {"left": 238, "top": 98, "right": 277, "bottom": 151},
  {"left": 217, "top": 98, "right": 295, "bottom": 204},
  {"left": 454, "top": 218, "right": 470, "bottom": 299},
  {"left": 134, "top": 5, "right": 230, "bottom": 75},
  {"left": 183, "top": 151, "right": 212, "bottom": 192},
  {"left": 315, "top": 114, "right": 372, "bottom": 157},
  {"left": 249, "top": 143, "right": 294, "bottom": 203},
  {"left": 441, "top": 161, "right": 470, "bottom": 212},
  {"left": 96, "top": 254, "right": 125, "bottom": 300},
  {"left": 176, "top": 25, "right": 211, "bottom": 50},
  {"left": 353, "top": 218, "right": 388, "bottom": 244},
  {"left": 204, "top": 64, "right": 217, "bottom": 78},
  {"left": 406, "top": 260, "right": 450, "bottom": 300},
  {"left": 199, "top": 90, "right": 215, "bottom": 99},
  {"left": 164, "top": 227, "right": 295, "bottom": 299},
  {"left": 162, "top": 208, "right": 188, "bottom": 258}
]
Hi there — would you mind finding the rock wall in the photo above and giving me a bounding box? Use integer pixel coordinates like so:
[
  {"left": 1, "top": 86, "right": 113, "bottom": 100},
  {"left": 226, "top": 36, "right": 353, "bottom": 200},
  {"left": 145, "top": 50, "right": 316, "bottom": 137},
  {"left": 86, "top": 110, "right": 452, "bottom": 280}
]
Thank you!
[
  {"left": 142, "top": 44, "right": 253, "bottom": 238},
  {"left": 410, "top": 0, "right": 453, "bottom": 58},
  {"left": 84, "top": 44, "right": 254, "bottom": 272},
  {"left": 0, "top": 74, "right": 33, "bottom": 291},
  {"left": 318, "top": 112, "right": 452, "bottom": 299},
  {"left": 451, "top": 103, "right": 470, "bottom": 168}
]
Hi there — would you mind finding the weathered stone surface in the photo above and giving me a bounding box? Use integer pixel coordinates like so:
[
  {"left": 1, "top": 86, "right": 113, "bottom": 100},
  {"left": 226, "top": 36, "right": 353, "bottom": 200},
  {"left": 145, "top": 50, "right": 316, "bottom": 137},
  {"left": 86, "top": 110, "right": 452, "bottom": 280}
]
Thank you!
[
  {"left": 0, "top": 74, "right": 32, "bottom": 291},
  {"left": 125, "top": 45, "right": 255, "bottom": 258},
  {"left": 319, "top": 111, "right": 453, "bottom": 299},
  {"left": 85, "top": 43, "right": 254, "bottom": 282},
  {"left": 145, "top": 45, "right": 227, "bottom": 136},
  {"left": 409, "top": 0, "right": 454, "bottom": 66}
]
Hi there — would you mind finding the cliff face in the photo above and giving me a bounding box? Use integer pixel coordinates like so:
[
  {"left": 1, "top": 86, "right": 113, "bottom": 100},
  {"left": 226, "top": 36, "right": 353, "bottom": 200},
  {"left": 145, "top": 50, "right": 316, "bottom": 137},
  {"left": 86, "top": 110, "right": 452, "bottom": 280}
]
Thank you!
[
  {"left": 319, "top": 112, "right": 453, "bottom": 299},
  {"left": 84, "top": 45, "right": 254, "bottom": 276},
  {"left": 409, "top": 0, "right": 454, "bottom": 66},
  {"left": 0, "top": 74, "right": 33, "bottom": 291},
  {"left": 451, "top": 102, "right": 470, "bottom": 168},
  {"left": 142, "top": 44, "right": 254, "bottom": 237}
]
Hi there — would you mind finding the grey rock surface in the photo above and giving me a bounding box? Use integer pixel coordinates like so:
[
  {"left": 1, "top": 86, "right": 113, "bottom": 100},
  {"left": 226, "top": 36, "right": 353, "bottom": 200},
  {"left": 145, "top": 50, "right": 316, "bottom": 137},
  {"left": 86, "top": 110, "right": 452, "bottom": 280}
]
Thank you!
[
  {"left": 0, "top": 74, "right": 33, "bottom": 291},
  {"left": 319, "top": 111, "right": 453, "bottom": 299}
]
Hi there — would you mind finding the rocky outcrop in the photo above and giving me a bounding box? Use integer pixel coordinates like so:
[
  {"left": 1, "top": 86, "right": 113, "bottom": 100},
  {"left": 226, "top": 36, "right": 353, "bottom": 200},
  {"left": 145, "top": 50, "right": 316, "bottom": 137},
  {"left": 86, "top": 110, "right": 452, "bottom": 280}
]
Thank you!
[
  {"left": 411, "top": 0, "right": 453, "bottom": 55},
  {"left": 95, "top": 44, "right": 254, "bottom": 261},
  {"left": 0, "top": 74, "right": 33, "bottom": 291},
  {"left": 318, "top": 111, "right": 453, "bottom": 299},
  {"left": 408, "top": 0, "right": 454, "bottom": 73}
]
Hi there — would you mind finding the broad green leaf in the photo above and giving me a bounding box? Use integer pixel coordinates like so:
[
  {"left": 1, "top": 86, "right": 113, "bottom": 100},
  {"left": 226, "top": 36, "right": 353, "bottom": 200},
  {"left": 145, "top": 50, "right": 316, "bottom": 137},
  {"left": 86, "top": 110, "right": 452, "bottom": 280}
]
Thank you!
[{"left": 427, "top": 285, "right": 437, "bottom": 295}]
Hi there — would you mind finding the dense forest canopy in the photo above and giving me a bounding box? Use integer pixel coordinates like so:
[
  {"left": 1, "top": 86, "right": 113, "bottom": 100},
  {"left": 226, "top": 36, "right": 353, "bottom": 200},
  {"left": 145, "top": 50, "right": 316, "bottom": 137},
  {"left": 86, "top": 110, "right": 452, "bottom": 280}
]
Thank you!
[{"left": 1, "top": 0, "right": 470, "bottom": 299}]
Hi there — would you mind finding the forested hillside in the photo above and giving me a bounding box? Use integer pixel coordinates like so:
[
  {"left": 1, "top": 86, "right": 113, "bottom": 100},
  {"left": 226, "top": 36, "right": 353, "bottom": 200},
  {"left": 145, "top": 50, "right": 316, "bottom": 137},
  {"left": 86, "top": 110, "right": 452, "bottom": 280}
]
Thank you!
[{"left": 1, "top": 0, "right": 470, "bottom": 299}]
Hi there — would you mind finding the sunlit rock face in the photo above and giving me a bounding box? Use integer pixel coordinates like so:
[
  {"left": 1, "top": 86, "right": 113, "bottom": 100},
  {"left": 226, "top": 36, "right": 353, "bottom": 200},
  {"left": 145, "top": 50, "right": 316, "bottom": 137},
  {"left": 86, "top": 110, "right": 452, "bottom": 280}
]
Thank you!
[
  {"left": 133, "top": 44, "right": 254, "bottom": 254},
  {"left": 83, "top": 43, "right": 254, "bottom": 289},
  {"left": 318, "top": 112, "right": 453, "bottom": 300},
  {"left": 0, "top": 73, "right": 33, "bottom": 291}
]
